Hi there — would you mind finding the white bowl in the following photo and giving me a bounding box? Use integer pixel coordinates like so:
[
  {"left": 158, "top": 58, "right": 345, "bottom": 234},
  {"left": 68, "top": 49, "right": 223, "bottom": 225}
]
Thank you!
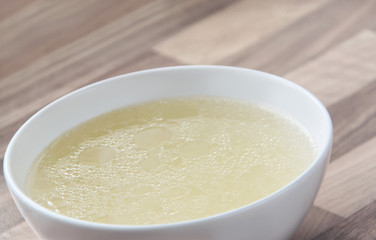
[{"left": 4, "top": 66, "right": 332, "bottom": 240}]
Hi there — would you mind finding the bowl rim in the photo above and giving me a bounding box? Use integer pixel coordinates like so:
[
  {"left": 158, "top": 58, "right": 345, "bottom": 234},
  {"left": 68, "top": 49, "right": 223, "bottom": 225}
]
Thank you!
[{"left": 3, "top": 65, "right": 333, "bottom": 231}]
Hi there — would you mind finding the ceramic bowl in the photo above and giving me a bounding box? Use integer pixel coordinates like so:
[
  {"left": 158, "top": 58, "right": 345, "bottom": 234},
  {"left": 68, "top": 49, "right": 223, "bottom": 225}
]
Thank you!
[{"left": 4, "top": 66, "right": 332, "bottom": 240}]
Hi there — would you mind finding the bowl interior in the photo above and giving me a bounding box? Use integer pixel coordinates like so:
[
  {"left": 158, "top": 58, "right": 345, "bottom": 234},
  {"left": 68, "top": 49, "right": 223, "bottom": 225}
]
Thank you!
[{"left": 5, "top": 66, "right": 332, "bottom": 207}]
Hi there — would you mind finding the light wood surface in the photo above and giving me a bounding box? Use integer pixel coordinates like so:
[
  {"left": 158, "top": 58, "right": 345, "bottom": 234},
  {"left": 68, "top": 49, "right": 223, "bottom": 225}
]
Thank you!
[{"left": 1, "top": 1, "right": 376, "bottom": 239}]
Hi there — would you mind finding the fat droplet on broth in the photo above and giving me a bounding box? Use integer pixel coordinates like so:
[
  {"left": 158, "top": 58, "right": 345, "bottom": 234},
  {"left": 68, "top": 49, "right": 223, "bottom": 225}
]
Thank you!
[
  {"left": 78, "top": 146, "right": 116, "bottom": 166},
  {"left": 133, "top": 127, "right": 172, "bottom": 149}
]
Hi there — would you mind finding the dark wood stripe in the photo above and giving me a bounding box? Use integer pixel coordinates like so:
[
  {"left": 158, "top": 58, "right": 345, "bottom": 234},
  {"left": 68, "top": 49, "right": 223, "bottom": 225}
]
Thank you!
[
  {"left": 328, "top": 78, "right": 376, "bottom": 161},
  {"left": 0, "top": 199, "right": 24, "bottom": 234},
  {"left": 0, "top": 0, "right": 235, "bottom": 99},
  {"left": 0, "top": 0, "right": 34, "bottom": 22},
  {"left": 313, "top": 200, "right": 376, "bottom": 240},
  {"left": 0, "top": 117, "right": 30, "bottom": 168},
  {"left": 292, "top": 205, "right": 344, "bottom": 240},
  {"left": 0, "top": 0, "right": 154, "bottom": 80},
  {"left": 0, "top": 0, "right": 234, "bottom": 104}
]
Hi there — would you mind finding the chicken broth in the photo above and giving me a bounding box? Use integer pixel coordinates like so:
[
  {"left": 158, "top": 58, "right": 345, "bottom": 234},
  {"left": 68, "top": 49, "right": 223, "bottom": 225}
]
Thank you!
[{"left": 26, "top": 97, "right": 316, "bottom": 225}]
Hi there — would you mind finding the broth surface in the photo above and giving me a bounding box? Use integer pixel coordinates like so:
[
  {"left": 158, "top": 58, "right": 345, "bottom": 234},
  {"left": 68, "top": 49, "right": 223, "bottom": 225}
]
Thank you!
[{"left": 27, "top": 97, "right": 316, "bottom": 225}]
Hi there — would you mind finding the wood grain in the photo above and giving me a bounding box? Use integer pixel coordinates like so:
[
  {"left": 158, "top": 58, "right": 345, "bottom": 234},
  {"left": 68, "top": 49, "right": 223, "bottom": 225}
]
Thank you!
[
  {"left": 154, "top": 0, "right": 328, "bottom": 64},
  {"left": 0, "top": 0, "right": 154, "bottom": 79},
  {"left": 0, "top": 222, "right": 38, "bottom": 240},
  {"left": 329, "top": 78, "right": 376, "bottom": 160},
  {"left": 1, "top": 0, "right": 376, "bottom": 239},
  {"left": 0, "top": 0, "right": 34, "bottom": 22},
  {"left": 0, "top": 174, "right": 23, "bottom": 234},
  {"left": 285, "top": 30, "right": 376, "bottom": 106},
  {"left": 315, "top": 136, "right": 376, "bottom": 217},
  {"left": 313, "top": 201, "right": 376, "bottom": 240},
  {"left": 291, "top": 206, "right": 344, "bottom": 240},
  {"left": 223, "top": 0, "right": 376, "bottom": 76}
]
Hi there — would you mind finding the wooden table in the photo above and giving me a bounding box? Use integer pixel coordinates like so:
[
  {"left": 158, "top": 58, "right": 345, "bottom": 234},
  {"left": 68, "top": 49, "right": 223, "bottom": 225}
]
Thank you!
[{"left": 1, "top": 1, "right": 375, "bottom": 239}]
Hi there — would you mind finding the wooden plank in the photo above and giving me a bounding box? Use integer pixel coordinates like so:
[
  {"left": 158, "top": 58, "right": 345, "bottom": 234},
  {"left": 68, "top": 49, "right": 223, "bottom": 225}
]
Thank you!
[
  {"left": 291, "top": 206, "right": 344, "bottom": 240},
  {"left": 313, "top": 200, "right": 376, "bottom": 240},
  {"left": 154, "top": 0, "right": 328, "bottom": 64},
  {"left": 328, "top": 78, "right": 376, "bottom": 160},
  {"left": 0, "top": 119, "right": 29, "bottom": 163},
  {"left": 0, "top": 174, "right": 10, "bottom": 205},
  {"left": 315, "top": 136, "right": 376, "bottom": 217},
  {"left": 284, "top": 30, "right": 376, "bottom": 107},
  {"left": 224, "top": 0, "right": 376, "bottom": 76},
  {"left": 280, "top": 29, "right": 376, "bottom": 160},
  {"left": 0, "top": 199, "right": 24, "bottom": 234},
  {"left": 0, "top": 0, "right": 35, "bottom": 22},
  {"left": 0, "top": 0, "right": 232, "bottom": 103},
  {"left": 0, "top": 0, "right": 153, "bottom": 80},
  {"left": 0, "top": 222, "right": 37, "bottom": 240},
  {"left": 0, "top": 173, "right": 17, "bottom": 232},
  {"left": 0, "top": 173, "right": 25, "bottom": 234}
]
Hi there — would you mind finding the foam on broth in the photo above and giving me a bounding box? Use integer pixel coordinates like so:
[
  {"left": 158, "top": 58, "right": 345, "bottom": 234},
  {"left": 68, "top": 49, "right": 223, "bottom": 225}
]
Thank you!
[{"left": 26, "top": 97, "right": 317, "bottom": 225}]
